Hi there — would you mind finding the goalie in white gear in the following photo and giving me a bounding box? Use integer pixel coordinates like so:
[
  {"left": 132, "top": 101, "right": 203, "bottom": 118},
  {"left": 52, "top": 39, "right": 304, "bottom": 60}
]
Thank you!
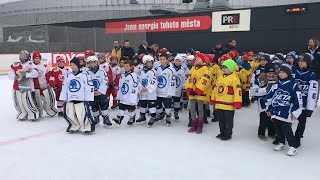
[
  {"left": 60, "top": 57, "right": 95, "bottom": 134},
  {"left": 32, "top": 51, "right": 58, "bottom": 117},
  {"left": 8, "top": 50, "right": 40, "bottom": 120},
  {"left": 136, "top": 55, "right": 158, "bottom": 126},
  {"left": 86, "top": 56, "right": 111, "bottom": 126}
]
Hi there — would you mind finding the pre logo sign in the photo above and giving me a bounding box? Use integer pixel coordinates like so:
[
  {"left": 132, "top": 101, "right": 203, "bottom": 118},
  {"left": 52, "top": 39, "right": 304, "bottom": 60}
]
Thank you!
[{"left": 221, "top": 13, "right": 240, "bottom": 25}]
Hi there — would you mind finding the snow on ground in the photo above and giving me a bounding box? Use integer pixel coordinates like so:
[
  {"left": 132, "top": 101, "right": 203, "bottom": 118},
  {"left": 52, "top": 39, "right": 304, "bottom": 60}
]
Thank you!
[{"left": 0, "top": 75, "right": 319, "bottom": 180}]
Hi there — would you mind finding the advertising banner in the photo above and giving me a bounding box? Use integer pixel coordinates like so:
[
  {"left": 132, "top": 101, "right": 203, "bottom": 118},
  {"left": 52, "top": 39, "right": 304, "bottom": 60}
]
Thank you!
[{"left": 212, "top": 9, "right": 251, "bottom": 32}]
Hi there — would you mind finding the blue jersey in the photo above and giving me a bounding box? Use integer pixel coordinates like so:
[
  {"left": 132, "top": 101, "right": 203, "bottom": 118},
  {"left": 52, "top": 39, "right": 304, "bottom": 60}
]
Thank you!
[
  {"left": 292, "top": 68, "right": 318, "bottom": 110},
  {"left": 266, "top": 79, "right": 302, "bottom": 123},
  {"left": 250, "top": 66, "right": 265, "bottom": 86}
]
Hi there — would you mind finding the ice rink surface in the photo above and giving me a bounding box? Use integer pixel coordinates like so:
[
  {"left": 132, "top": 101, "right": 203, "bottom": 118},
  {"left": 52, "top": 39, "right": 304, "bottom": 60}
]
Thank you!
[{"left": 0, "top": 75, "right": 320, "bottom": 180}]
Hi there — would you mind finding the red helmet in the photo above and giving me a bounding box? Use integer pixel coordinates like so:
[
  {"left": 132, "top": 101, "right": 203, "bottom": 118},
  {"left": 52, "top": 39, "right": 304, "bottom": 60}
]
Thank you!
[
  {"left": 160, "top": 48, "right": 168, "bottom": 54},
  {"left": 219, "top": 54, "right": 230, "bottom": 63},
  {"left": 85, "top": 50, "right": 95, "bottom": 56},
  {"left": 205, "top": 54, "right": 214, "bottom": 64},
  {"left": 248, "top": 51, "right": 255, "bottom": 57}
]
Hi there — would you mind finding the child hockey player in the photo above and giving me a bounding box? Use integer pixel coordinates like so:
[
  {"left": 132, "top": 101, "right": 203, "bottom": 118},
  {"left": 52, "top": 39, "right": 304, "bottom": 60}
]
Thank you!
[
  {"left": 211, "top": 59, "right": 242, "bottom": 140},
  {"left": 292, "top": 53, "right": 318, "bottom": 147},
  {"left": 86, "top": 56, "right": 110, "bottom": 126},
  {"left": 112, "top": 60, "right": 139, "bottom": 126},
  {"left": 32, "top": 51, "right": 58, "bottom": 117},
  {"left": 186, "top": 53, "right": 211, "bottom": 134},
  {"left": 98, "top": 53, "right": 113, "bottom": 87},
  {"left": 136, "top": 55, "right": 158, "bottom": 126},
  {"left": 132, "top": 55, "right": 143, "bottom": 74},
  {"left": 251, "top": 55, "right": 270, "bottom": 103},
  {"left": 172, "top": 56, "right": 185, "bottom": 120},
  {"left": 8, "top": 50, "right": 40, "bottom": 121},
  {"left": 78, "top": 56, "right": 89, "bottom": 72},
  {"left": 60, "top": 57, "right": 95, "bottom": 134},
  {"left": 183, "top": 55, "right": 194, "bottom": 110},
  {"left": 108, "top": 55, "right": 122, "bottom": 109},
  {"left": 266, "top": 63, "right": 302, "bottom": 156},
  {"left": 285, "top": 51, "right": 297, "bottom": 65},
  {"left": 46, "top": 56, "right": 70, "bottom": 116},
  {"left": 239, "top": 55, "right": 253, "bottom": 107},
  {"left": 251, "top": 63, "right": 277, "bottom": 141},
  {"left": 155, "top": 53, "right": 176, "bottom": 126}
]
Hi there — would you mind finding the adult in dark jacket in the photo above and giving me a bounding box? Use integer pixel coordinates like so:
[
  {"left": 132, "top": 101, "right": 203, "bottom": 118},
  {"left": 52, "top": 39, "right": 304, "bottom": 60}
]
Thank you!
[
  {"left": 222, "top": 39, "right": 237, "bottom": 55},
  {"left": 138, "top": 40, "right": 149, "bottom": 55},
  {"left": 210, "top": 41, "right": 223, "bottom": 63},
  {"left": 121, "top": 40, "right": 135, "bottom": 59},
  {"left": 307, "top": 37, "right": 320, "bottom": 79}
]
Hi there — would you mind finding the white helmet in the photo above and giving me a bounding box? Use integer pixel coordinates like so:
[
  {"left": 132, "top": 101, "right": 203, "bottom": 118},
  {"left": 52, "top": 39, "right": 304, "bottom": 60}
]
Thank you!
[
  {"left": 186, "top": 55, "right": 195, "bottom": 61},
  {"left": 86, "top": 56, "right": 98, "bottom": 63},
  {"left": 142, "top": 55, "right": 154, "bottom": 64}
]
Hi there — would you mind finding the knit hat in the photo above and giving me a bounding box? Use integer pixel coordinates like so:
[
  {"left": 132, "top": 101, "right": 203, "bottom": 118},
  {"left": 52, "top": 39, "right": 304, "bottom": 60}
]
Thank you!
[
  {"left": 97, "top": 53, "right": 106, "bottom": 59},
  {"left": 236, "top": 58, "right": 243, "bottom": 67},
  {"left": 279, "top": 63, "right": 292, "bottom": 77},
  {"left": 186, "top": 48, "right": 195, "bottom": 55},
  {"left": 227, "top": 52, "right": 235, "bottom": 60},
  {"left": 286, "top": 51, "right": 297, "bottom": 60},
  {"left": 222, "top": 59, "right": 236, "bottom": 73},
  {"left": 56, "top": 56, "right": 64, "bottom": 63},
  {"left": 205, "top": 54, "right": 214, "bottom": 64},
  {"left": 195, "top": 53, "right": 206, "bottom": 64},
  {"left": 219, "top": 54, "right": 230, "bottom": 63},
  {"left": 70, "top": 57, "right": 81, "bottom": 69},
  {"left": 32, "top": 51, "right": 42, "bottom": 60},
  {"left": 275, "top": 53, "right": 285, "bottom": 61},
  {"left": 260, "top": 54, "right": 270, "bottom": 62},
  {"left": 298, "top": 53, "right": 314, "bottom": 68},
  {"left": 264, "top": 63, "right": 275, "bottom": 73}
]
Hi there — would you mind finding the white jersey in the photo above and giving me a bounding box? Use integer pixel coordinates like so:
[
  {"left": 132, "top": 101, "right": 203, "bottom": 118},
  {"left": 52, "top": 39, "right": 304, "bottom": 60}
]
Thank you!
[
  {"left": 99, "top": 62, "right": 112, "bottom": 75},
  {"left": 139, "top": 68, "right": 157, "bottom": 101},
  {"left": 33, "top": 62, "right": 50, "bottom": 89},
  {"left": 172, "top": 66, "right": 185, "bottom": 97},
  {"left": 60, "top": 71, "right": 94, "bottom": 102},
  {"left": 183, "top": 66, "right": 191, "bottom": 87},
  {"left": 8, "top": 61, "right": 39, "bottom": 91},
  {"left": 155, "top": 65, "right": 176, "bottom": 98},
  {"left": 153, "top": 61, "right": 161, "bottom": 69},
  {"left": 110, "top": 65, "right": 122, "bottom": 82},
  {"left": 86, "top": 68, "right": 108, "bottom": 95},
  {"left": 117, "top": 72, "right": 139, "bottom": 106},
  {"left": 80, "top": 66, "right": 89, "bottom": 72},
  {"left": 134, "top": 64, "right": 143, "bottom": 74}
]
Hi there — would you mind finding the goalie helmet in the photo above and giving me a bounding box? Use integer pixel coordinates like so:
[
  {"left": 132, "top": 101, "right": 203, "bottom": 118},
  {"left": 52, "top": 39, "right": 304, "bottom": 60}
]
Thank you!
[
  {"left": 19, "top": 50, "right": 31, "bottom": 63},
  {"left": 86, "top": 56, "right": 98, "bottom": 63},
  {"left": 142, "top": 55, "right": 154, "bottom": 64}
]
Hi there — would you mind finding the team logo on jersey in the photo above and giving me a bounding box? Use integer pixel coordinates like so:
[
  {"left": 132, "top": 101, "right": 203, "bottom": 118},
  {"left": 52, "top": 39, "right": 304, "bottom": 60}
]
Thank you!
[
  {"left": 157, "top": 75, "right": 167, "bottom": 89},
  {"left": 92, "top": 79, "right": 100, "bottom": 90},
  {"left": 272, "top": 89, "right": 291, "bottom": 107},
  {"left": 217, "top": 83, "right": 227, "bottom": 96},
  {"left": 58, "top": 74, "right": 64, "bottom": 81},
  {"left": 69, "top": 79, "right": 81, "bottom": 92},
  {"left": 142, "top": 78, "right": 148, "bottom": 87},
  {"left": 176, "top": 77, "right": 181, "bottom": 88},
  {"left": 121, "top": 82, "right": 129, "bottom": 95},
  {"left": 295, "top": 79, "right": 308, "bottom": 96}
]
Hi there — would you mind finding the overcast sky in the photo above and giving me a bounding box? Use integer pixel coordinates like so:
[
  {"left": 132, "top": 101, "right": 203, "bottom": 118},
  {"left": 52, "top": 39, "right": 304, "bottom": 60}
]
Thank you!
[{"left": 0, "top": 0, "right": 21, "bottom": 4}]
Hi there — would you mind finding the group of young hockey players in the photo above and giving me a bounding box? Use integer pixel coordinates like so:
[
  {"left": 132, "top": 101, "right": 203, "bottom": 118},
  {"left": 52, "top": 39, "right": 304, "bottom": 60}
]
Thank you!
[{"left": 8, "top": 41, "right": 319, "bottom": 156}]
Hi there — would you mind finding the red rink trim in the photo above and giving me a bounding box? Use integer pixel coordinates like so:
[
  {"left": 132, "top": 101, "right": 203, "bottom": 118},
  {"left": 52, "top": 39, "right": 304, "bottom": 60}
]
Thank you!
[{"left": 0, "top": 128, "right": 64, "bottom": 147}]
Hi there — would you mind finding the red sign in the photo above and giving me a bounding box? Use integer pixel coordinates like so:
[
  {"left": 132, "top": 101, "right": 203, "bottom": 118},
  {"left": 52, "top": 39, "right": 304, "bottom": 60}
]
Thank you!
[
  {"left": 105, "top": 16, "right": 212, "bottom": 34},
  {"left": 51, "top": 52, "right": 85, "bottom": 67}
]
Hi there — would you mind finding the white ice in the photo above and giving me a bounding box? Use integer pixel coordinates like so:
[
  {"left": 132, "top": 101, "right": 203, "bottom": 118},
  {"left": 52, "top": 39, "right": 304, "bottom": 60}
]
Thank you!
[{"left": 0, "top": 75, "right": 319, "bottom": 180}]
